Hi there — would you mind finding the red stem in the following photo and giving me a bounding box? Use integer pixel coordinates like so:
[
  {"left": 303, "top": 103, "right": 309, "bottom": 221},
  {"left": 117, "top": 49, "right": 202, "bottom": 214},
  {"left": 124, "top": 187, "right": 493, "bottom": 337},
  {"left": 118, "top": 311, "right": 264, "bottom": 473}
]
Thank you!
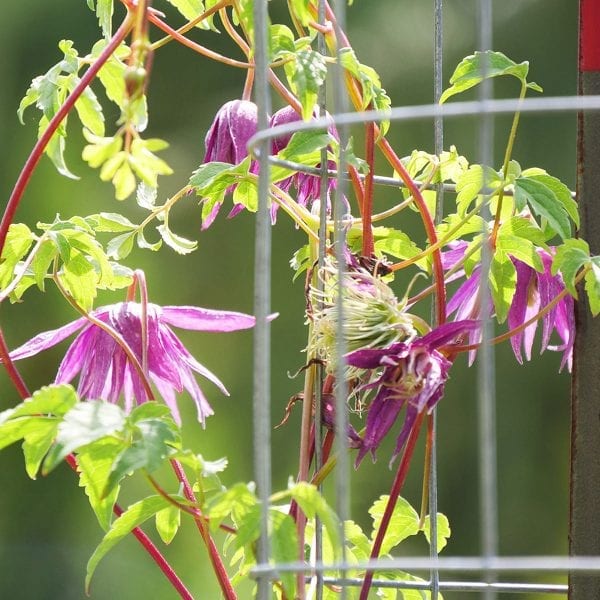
[
  {"left": 358, "top": 412, "right": 425, "bottom": 600},
  {"left": 170, "top": 460, "right": 238, "bottom": 600},
  {"left": 362, "top": 122, "right": 376, "bottom": 256},
  {"left": 0, "top": 15, "right": 134, "bottom": 257},
  {"left": 63, "top": 455, "right": 195, "bottom": 600},
  {"left": 0, "top": 328, "right": 31, "bottom": 400}
]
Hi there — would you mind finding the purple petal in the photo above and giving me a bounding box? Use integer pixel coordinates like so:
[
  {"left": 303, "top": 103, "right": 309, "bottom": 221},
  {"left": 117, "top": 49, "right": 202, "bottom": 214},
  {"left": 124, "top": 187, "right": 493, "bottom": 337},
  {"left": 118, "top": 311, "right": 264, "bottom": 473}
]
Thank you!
[
  {"left": 508, "top": 260, "right": 535, "bottom": 363},
  {"left": 9, "top": 317, "right": 86, "bottom": 361},
  {"left": 419, "top": 320, "right": 480, "bottom": 349},
  {"left": 160, "top": 306, "right": 256, "bottom": 332},
  {"left": 55, "top": 325, "right": 95, "bottom": 384}
]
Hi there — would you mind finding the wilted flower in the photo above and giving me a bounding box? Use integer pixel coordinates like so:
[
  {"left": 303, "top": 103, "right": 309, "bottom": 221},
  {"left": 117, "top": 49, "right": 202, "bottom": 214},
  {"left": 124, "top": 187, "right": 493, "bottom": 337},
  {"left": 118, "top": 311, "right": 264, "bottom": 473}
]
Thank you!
[
  {"left": 308, "top": 256, "right": 419, "bottom": 378},
  {"left": 346, "top": 320, "right": 478, "bottom": 467},
  {"left": 7, "top": 302, "right": 257, "bottom": 425},
  {"left": 201, "top": 99, "right": 258, "bottom": 228}
]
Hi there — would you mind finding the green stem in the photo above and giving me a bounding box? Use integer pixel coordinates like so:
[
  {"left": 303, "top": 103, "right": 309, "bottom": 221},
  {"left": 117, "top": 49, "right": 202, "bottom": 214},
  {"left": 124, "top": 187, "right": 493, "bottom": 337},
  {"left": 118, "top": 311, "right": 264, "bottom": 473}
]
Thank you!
[
  {"left": 0, "top": 15, "right": 134, "bottom": 257},
  {"left": 490, "top": 81, "right": 527, "bottom": 245}
]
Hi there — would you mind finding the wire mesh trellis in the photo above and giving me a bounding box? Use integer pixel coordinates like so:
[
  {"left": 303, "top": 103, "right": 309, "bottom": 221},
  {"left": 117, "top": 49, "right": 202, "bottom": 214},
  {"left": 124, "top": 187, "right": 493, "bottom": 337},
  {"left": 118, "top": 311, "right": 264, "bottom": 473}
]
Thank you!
[{"left": 249, "top": 1, "right": 600, "bottom": 599}]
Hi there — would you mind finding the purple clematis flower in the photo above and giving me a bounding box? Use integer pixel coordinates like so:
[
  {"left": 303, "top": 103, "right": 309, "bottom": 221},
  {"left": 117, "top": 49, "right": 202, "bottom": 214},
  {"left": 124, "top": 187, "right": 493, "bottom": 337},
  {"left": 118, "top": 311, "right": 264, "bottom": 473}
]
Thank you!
[
  {"left": 269, "top": 105, "right": 340, "bottom": 213},
  {"left": 346, "top": 320, "right": 478, "bottom": 467},
  {"left": 508, "top": 248, "right": 574, "bottom": 371},
  {"left": 201, "top": 99, "right": 258, "bottom": 229},
  {"left": 443, "top": 241, "right": 574, "bottom": 370},
  {"left": 7, "top": 302, "right": 257, "bottom": 425}
]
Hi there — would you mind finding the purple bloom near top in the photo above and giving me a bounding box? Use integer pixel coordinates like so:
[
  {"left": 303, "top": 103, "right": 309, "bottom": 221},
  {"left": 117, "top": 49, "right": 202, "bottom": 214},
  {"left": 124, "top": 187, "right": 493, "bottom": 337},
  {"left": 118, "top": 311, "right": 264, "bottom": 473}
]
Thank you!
[
  {"left": 7, "top": 302, "right": 257, "bottom": 425},
  {"left": 346, "top": 320, "right": 478, "bottom": 467},
  {"left": 269, "top": 105, "right": 339, "bottom": 212},
  {"left": 201, "top": 99, "right": 258, "bottom": 229}
]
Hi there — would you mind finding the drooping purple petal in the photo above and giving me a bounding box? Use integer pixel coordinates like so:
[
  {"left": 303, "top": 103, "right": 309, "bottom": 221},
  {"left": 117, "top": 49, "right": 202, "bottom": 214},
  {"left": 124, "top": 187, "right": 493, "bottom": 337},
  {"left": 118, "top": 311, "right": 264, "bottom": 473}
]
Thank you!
[
  {"left": 8, "top": 317, "right": 87, "bottom": 361},
  {"left": 161, "top": 306, "right": 256, "bottom": 333}
]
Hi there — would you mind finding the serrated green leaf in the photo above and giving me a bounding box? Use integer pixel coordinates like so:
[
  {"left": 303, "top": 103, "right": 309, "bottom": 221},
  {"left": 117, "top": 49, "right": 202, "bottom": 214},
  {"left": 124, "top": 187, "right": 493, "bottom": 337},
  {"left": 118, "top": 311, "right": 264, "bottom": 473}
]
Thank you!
[
  {"left": 113, "top": 162, "right": 137, "bottom": 200},
  {"left": 136, "top": 228, "right": 162, "bottom": 252},
  {"left": 489, "top": 250, "right": 517, "bottom": 323},
  {"left": 136, "top": 181, "right": 158, "bottom": 209},
  {"left": 285, "top": 49, "right": 327, "bottom": 121},
  {"left": 421, "top": 513, "right": 451, "bottom": 553},
  {"left": 156, "top": 503, "right": 181, "bottom": 544},
  {"left": 157, "top": 224, "right": 197, "bottom": 255},
  {"left": 496, "top": 233, "right": 543, "bottom": 272},
  {"left": 42, "top": 116, "right": 79, "bottom": 179},
  {"left": 82, "top": 130, "right": 123, "bottom": 169},
  {"left": 514, "top": 176, "right": 571, "bottom": 240},
  {"left": 78, "top": 437, "right": 125, "bottom": 530},
  {"left": 189, "top": 161, "right": 235, "bottom": 189},
  {"left": 440, "top": 50, "right": 538, "bottom": 103},
  {"left": 369, "top": 496, "right": 420, "bottom": 556},
  {"left": 104, "top": 418, "right": 180, "bottom": 496},
  {"left": 164, "top": 0, "right": 204, "bottom": 23},
  {"left": 43, "top": 401, "right": 126, "bottom": 474},
  {"left": 95, "top": 0, "right": 114, "bottom": 38},
  {"left": 86, "top": 495, "right": 172, "bottom": 593},
  {"left": 524, "top": 173, "right": 579, "bottom": 228},
  {"left": 290, "top": 244, "right": 311, "bottom": 281},
  {"left": 0, "top": 223, "right": 34, "bottom": 289},
  {"left": 0, "top": 417, "right": 54, "bottom": 453},
  {"left": 89, "top": 212, "right": 137, "bottom": 233},
  {"left": 552, "top": 238, "right": 590, "bottom": 296},
  {"left": 206, "top": 482, "right": 257, "bottom": 532},
  {"left": 71, "top": 80, "right": 105, "bottom": 136},
  {"left": 12, "top": 384, "right": 79, "bottom": 419},
  {"left": 31, "top": 239, "right": 57, "bottom": 291},
  {"left": 270, "top": 24, "right": 296, "bottom": 59}
]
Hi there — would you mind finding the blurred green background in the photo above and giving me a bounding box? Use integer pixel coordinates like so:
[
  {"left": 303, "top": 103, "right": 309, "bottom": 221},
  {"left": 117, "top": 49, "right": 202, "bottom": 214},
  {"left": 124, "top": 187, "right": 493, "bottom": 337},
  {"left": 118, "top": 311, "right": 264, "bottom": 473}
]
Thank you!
[{"left": 0, "top": 1, "right": 577, "bottom": 598}]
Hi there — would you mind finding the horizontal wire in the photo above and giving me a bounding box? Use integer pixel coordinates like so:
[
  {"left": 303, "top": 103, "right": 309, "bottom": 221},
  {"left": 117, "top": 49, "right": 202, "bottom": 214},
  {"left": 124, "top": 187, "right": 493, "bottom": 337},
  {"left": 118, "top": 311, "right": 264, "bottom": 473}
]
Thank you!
[
  {"left": 251, "top": 555, "right": 600, "bottom": 576},
  {"left": 247, "top": 95, "right": 600, "bottom": 154}
]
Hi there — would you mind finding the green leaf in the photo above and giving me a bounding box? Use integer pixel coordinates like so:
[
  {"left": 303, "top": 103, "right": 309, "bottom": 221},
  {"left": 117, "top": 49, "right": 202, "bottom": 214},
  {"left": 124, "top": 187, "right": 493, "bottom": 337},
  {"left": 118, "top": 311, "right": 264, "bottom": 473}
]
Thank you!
[
  {"left": 23, "top": 420, "right": 60, "bottom": 479},
  {"left": 369, "top": 496, "right": 420, "bottom": 556},
  {"left": 156, "top": 503, "right": 182, "bottom": 544},
  {"left": 189, "top": 161, "right": 236, "bottom": 189},
  {"left": 375, "top": 230, "right": 422, "bottom": 262},
  {"left": 207, "top": 482, "right": 258, "bottom": 532},
  {"left": 440, "top": 50, "right": 539, "bottom": 103},
  {"left": 31, "top": 239, "right": 58, "bottom": 291},
  {"left": 421, "top": 513, "right": 451, "bottom": 552},
  {"left": 0, "top": 223, "right": 34, "bottom": 289},
  {"left": 136, "top": 228, "right": 162, "bottom": 252},
  {"left": 107, "top": 231, "right": 136, "bottom": 260},
  {"left": 164, "top": 0, "right": 204, "bottom": 24},
  {"left": 288, "top": 482, "right": 341, "bottom": 557},
  {"left": 232, "top": 179, "right": 258, "bottom": 212},
  {"left": 290, "top": 244, "right": 311, "bottom": 281},
  {"left": 496, "top": 233, "right": 543, "bottom": 272},
  {"left": 58, "top": 252, "right": 97, "bottom": 311},
  {"left": 96, "top": 0, "right": 114, "bottom": 38},
  {"left": 71, "top": 80, "right": 105, "bottom": 136},
  {"left": 104, "top": 418, "right": 180, "bottom": 496},
  {"left": 89, "top": 212, "right": 137, "bottom": 233},
  {"left": 43, "top": 401, "right": 126, "bottom": 474},
  {"left": 271, "top": 510, "right": 298, "bottom": 599},
  {"left": 585, "top": 258, "right": 600, "bottom": 316},
  {"left": 86, "top": 495, "right": 173, "bottom": 593},
  {"left": 455, "top": 164, "right": 502, "bottom": 215},
  {"left": 11, "top": 384, "right": 78, "bottom": 419},
  {"left": 522, "top": 172, "right": 579, "bottom": 228},
  {"left": 77, "top": 437, "right": 125, "bottom": 530},
  {"left": 514, "top": 176, "right": 571, "bottom": 240},
  {"left": 42, "top": 116, "right": 79, "bottom": 179},
  {"left": 284, "top": 48, "right": 327, "bottom": 121},
  {"left": 552, "top": 238, "right": 590, "bottom": 296},
  {"left": 488, "top": 250, "right": 517, "bottom": 323},
  {"left": 157, "top": 224, "right": 198, "bottom": 255},
  {"left": 288, "top": 0, "right": 312, "bottom": 26},
  {"left": 270, "top": 24, "right": 296, "bottom": 59},
  {"left": 279, "top": 131, "right": 331, "bottom": 162}
]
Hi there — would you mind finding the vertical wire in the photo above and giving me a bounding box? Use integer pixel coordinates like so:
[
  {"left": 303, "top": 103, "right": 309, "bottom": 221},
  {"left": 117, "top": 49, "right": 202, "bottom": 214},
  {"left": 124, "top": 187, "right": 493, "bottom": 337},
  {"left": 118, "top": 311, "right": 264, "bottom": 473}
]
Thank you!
[
  {"left": 313, "top": 2, "right": 329, "bottom": 598},
  {"left": 476, "top": 2, "right": 499, "bottom": 600},
  {"left": 252, "top": 0, "right": 273, "bottom": 598},
  {"left": 331, "top": 0, "right": 351, "bottom": 596},
  {"left": 429, "top": 1, "right": 444, "bottom": 598}
]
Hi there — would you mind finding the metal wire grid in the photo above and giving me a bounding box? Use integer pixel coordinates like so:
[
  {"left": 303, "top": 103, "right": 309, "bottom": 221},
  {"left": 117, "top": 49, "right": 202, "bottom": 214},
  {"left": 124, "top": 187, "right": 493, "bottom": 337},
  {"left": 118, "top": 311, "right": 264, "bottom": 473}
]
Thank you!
[{"left": 249, "top": 1, "right": 600, "bottom": 598}]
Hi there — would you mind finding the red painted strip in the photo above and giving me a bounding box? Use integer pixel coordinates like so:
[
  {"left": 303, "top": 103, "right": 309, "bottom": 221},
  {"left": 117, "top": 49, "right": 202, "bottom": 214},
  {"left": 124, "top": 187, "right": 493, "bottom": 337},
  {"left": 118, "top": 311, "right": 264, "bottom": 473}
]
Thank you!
[{"left": 581, "top": 0, "right": 600, "bottom": 71}]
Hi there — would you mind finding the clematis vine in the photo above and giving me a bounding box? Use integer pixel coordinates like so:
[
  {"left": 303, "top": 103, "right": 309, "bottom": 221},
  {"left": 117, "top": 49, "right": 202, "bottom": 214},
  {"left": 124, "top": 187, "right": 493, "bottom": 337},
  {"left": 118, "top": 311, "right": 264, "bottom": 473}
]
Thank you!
[
  {"left": 346, "top": 320, "right": 479, "bottom": 467},
  {"left": 6, "top": 301, "right": 257, "bottom": 425}
]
